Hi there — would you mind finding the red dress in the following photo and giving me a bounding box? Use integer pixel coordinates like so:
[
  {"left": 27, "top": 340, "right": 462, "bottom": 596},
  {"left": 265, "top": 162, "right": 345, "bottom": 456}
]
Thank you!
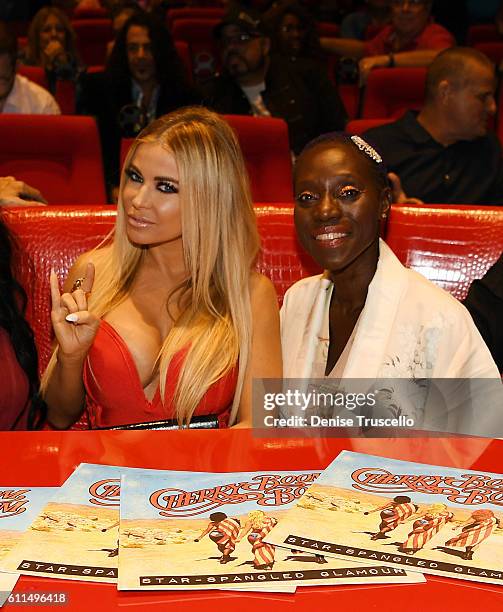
[
  {"left": 83, "top": 320, "right": 237, "bottom": 429},
  {"left": 0, "top": 327, "right": 29, "bottom": 430}
]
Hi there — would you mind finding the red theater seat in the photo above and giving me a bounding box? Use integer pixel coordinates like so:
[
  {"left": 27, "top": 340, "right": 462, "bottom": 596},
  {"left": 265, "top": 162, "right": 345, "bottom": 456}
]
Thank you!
[
  {"left": 71, "top": 19, "right": 113, "bottom": 67},
  {"left": 167, "top": 7, "right": 224, "bottom": 30},
  {"left": 171, "top": 18, "right": 221, "bottom": 81},
  {"left": 224, "top": 115, "right": 293, "bottom": 202},
  {"left": 16, "top": 66, "right": 75, "bottom": 114},
  {"left": 174, "top": 40, "right": 193, "bottom": 84},
  {"left": 0, "top": 115, "right": 107, "bottom": 205},
  {"left": 474, "top": 41, "right": 503, "bottom": 64},
  {"left": 317, "top": 22, "right": 339, "bottom": 37},
  {"left": 121, "top": 115, "right": 293, "bottom": 203},
  {"left": 3, "top": 206, "right": 116, "bottom": 376},
  {"left": 346, "top": 118, "right": 394, "bottom": 135},
  {"left": 72, "top": 6, "right": 109, "bottom": 19},
  {"left": 338, "top": 83, "right": 360, "bottom": 120},
  {"left": 362, "top": 67, "right": 427, "bottom": 119},
  {"left": 467, "top": 24, "right": 502, "bottom": 46},
  {"left": 386, "top": 204, "right": 503, "bottom": 300},
  {"left": 17, "top": 65, "right": 48, "bottom": 89}
]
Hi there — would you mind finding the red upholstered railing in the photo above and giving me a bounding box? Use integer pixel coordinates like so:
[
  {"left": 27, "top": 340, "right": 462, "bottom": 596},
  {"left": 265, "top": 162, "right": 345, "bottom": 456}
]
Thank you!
[{"left": 2, "top": 203, "right": 502, "bottom": 377}]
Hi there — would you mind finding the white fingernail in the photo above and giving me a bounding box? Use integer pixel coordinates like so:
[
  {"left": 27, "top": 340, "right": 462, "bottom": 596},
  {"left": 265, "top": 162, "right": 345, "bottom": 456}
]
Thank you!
[{"left": 65, "top": 314, "right": 78, "bottom": 323}]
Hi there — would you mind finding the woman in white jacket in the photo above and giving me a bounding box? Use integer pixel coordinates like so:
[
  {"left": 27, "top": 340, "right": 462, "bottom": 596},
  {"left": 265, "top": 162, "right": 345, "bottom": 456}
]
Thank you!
[{"left": 281, "top": 133, "right": 501, "bottom": 435}]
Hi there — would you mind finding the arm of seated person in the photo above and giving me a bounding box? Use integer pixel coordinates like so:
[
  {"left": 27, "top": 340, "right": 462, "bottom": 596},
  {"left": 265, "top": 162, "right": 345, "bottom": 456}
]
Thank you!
[
  {"left": 42, "top": 251, "right": 101, "bottom": 429},
  {"left": 359, "top": 49, "right": 444, "bottom": 85},
  {"left": 388, "top": 172, "right": 424, "bottom": 205},
  {"left": 233, "top": 273, "right": 282, "bottom": 428},
  {"left": 0, "top": 176, "right": 47, "bottom": 206},
  {"left": 320, "top": 36, "right": 366, "bottom": 58}
]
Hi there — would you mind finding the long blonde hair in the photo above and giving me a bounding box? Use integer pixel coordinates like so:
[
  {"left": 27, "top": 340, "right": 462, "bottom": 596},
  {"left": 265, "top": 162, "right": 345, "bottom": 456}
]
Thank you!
[{"left": 44, "top": 107, "right": 260, "bottom": 426}]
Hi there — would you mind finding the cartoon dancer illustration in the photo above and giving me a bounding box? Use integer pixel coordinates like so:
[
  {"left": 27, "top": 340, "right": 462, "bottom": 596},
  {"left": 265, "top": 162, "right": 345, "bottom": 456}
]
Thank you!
[
  {"left": 364, "top": 495, "right": 418, "bottom": 540},
  {"left": 194, "top": 512, "right": 241, "bottom": 564},
  {"left": 101, "top": 520, "right": 120, "bottom": 557},
  {"left": 398, "top": 504, "right": 453, "bottom": 555},
  {"left": 237, "top": 510, "right": 278, "bottom": 570},
  {"left": 443, "top": 509, "right": 501, "bottom": 561}
]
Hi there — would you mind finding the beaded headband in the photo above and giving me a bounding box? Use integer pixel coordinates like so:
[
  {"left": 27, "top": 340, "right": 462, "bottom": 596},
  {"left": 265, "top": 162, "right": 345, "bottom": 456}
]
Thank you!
[{"left": 350, "top": 135, "right": 383, "bottom": 164}]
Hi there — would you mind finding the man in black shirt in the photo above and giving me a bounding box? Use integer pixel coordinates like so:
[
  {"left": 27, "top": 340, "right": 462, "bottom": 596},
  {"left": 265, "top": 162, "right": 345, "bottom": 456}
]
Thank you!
[
  {"left": 364, "top": 47, "right": 503, "bottom": 205},
  {"left": 203, "top": 5, "right": 347, "bottom": 155}
]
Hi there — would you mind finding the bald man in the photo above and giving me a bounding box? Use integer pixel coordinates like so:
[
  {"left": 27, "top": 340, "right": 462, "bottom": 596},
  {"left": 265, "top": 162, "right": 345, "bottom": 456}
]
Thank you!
[{"left": 364, "top": 47, "right": 503, "bottom": 205}]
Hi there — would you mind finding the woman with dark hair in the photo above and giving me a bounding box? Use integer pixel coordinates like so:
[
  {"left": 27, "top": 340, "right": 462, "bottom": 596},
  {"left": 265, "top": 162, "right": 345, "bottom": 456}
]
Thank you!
[
  {"left": 20, "top": 6, "right": 83, "bottom": 94},
  {"left": 81, "top": 10, "right": 197, "bottom": 198},
  {"left": 0, "top": 212, "right": 46, "bottom": 430},
  {"left": 264, "top": 0, "right": 324, "bottom": 61}
]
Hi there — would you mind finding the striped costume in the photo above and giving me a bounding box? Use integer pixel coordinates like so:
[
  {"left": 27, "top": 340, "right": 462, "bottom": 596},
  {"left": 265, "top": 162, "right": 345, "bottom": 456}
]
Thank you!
[
  {"left": 446, "top": 517, "right": 499, "bottom": 549},
  {"left": 402, "top": 512, "right": 453, "bottom": 551},
  {"left": 248, "top": 517, "right": 278, "bottom": 568},
  {"left": 379, "top": 503, "right": 417, "bottom": 533},
  {"left": 210, "top": 518, "right": 241, "bottom": 554}
]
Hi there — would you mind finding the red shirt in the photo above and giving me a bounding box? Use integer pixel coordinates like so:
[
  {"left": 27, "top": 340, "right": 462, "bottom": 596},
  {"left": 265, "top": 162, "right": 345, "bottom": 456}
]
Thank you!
[{"left": 364, "top": 22, "right": 455, "bottom": 56}]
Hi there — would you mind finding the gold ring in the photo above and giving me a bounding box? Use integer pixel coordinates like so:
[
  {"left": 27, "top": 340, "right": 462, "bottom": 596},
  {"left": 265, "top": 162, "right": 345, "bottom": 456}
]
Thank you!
[{"left": 71, "top": 277, "right": 85, "bottom": 292}]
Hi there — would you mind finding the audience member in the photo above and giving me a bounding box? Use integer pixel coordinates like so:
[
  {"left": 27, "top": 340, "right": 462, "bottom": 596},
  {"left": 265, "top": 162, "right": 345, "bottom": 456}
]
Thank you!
[
  {"left": 280, "top": 133, "right": 500, "bottom": 433},
  {"left": 21, "top": 7, "right": 84, "bottom": 94},
  {"left": 322, "top": 0, "right": 454, "bottom": 83},
  {"left": 340, "top": 0, "right": 390, "bottom": 40},
  {"left": 203, "top": 5, "right": 347, "bottom": 155},
  {"left": 464, "top": 253, "right": 503, "bottom": 372},
  {"left": 80, "top": 11, "right": 196, "bottom": 197},
  {"left": 0, "top": 23, "right": 60, "bottom": 115},
  {"left": 264, "top": 0, "right": 324, "bottom": 61},
  {"left": 106, "top": 1, "right": 141, "bottom": 58},
  {"left": 364, "top": 47, "right": 503, "bottom": 204},
  {"left": 41, "top": 107, "right": 282, "bottom": 430},
  {"left": 0, "top": 182, "right": 47, "bottom": 429}
]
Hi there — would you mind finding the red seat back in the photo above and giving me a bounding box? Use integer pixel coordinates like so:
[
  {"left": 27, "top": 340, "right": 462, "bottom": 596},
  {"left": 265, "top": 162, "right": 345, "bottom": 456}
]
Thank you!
[
  {"left": 72, "top": 6, "right": 109, "bottom": 19},
  {"left": 121, "top": 115, "right": 293, "bottom": 203},
  {"left": 338, "top": 83, "right": 360, "bottom": 120},
  {"left": 317, "top": 22, "right": 339, "bottom": 37},
  {"left": 167, "top": 7, "right": 224, "bottom": 30},
  {"left": 467, "top": 24, "right": 501, "bottom": 46},
  {"left": 224, "top": 115, "right": 293, "bottom": 203},
  {"left": 71, "top": 19, "right": 114, "bottom": 66},
  {"left": 474, "top": 41, "right": 503, "bottom": 64},
  {"left": 174, "top": 40, "right": 193, "bottom": 84},
  {"left": 362, "top": 67, "right": 426, "bottom": 119},
  {"left": 255, "top": 205, "right": 321, "bottom": 302},
  {"left": 3, "top": 206, "right": 116, "bottom": 374},
  {"left": 17, "top": 65, "right": 48, "bottom": 89},
  {"left": 0, "top": 115, "right": 107, "bottom": 205},
  {"left": 386, "top": 204, "right": 503, "bottom": 300},
  {"left": 171, "top": 18, "right": 221, "bottom": 81},
  {"left": 346, "top": 118, "right": 394, "bottom": 135}
]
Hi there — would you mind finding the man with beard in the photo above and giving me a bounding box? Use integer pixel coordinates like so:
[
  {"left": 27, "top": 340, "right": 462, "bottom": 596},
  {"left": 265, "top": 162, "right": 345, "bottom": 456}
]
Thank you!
[{"left": 203, "top": 6, "right": 347, "bottom": 156}]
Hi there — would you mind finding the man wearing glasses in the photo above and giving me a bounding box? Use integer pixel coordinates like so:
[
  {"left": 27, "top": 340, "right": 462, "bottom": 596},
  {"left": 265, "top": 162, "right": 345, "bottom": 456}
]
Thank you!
[
  {"left": 322, "top": 0, "right": 455, "bottom": 84},
  {"left": 0, "top": 23, "right": 60, "bottom": 115},
  {"left": 203, "top": 6, "right": 346, "bottom": 155}
]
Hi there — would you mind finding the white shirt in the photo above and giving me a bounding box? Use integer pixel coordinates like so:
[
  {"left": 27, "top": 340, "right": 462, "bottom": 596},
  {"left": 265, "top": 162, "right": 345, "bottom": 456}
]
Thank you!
[
  {"left": 241, "top": 82, "right": 271, "bottom": 117},
  {"left": 2, "top": 74, "right": 61, "bottom": 115},
  {"left": 280, "top": 240, "right": 502, "bottom": 436}
]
